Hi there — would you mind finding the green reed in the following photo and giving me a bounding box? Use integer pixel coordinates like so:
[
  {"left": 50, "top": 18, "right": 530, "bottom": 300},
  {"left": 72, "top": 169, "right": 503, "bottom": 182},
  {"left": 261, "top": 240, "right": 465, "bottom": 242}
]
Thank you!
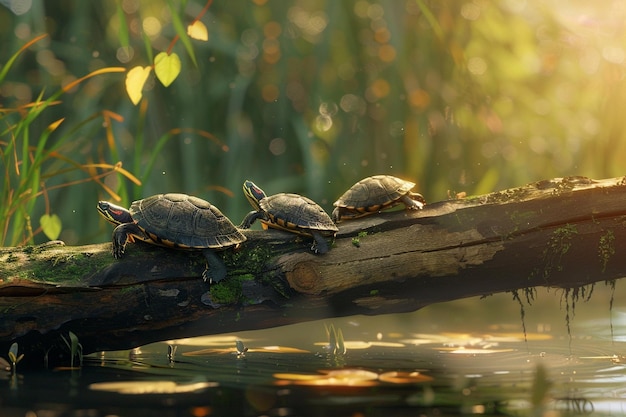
[{"left": 0, "top": 35, "right": 140, "bottom": 246}]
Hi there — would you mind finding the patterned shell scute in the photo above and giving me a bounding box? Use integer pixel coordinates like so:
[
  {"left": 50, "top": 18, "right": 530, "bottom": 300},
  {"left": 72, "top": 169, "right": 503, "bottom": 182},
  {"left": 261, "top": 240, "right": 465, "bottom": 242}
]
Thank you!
[
  {"left": 335, "top": 175, "right": 415, "bottom": 209},
  {"left": 261, "top": 193, "right": 338, "bottom": 234},
  {"left": 129, "top": 193, "right": 245, "bottom": 249}
]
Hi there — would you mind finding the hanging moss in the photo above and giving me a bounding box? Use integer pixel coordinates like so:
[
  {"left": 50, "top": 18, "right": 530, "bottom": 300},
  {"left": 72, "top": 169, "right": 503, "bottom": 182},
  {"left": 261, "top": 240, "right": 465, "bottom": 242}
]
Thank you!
[{"left": 598, "top": 230, "right": 615, "bottom": 273}]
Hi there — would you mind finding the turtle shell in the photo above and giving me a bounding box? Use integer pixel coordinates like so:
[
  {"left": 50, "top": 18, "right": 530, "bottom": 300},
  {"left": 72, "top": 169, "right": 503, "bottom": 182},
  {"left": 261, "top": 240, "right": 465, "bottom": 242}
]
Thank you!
[
  {"left": 334, "top": 175, "right": 419, "bottom": 213},
  {"left": 130, "top": 193, "right": 245, "bottom": 249},
  {"left": 260, "top": 193, "right": 338, "bottom": 236}
]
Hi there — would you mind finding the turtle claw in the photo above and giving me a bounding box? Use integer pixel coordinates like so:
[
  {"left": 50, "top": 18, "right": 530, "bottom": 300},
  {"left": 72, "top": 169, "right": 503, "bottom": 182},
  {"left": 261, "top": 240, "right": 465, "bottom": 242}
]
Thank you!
[
  {"left": 202, "top": 268, "right": 212, "bottom": 284},
  {"left": 112, "top": 240, "right": 126, "bottom": 259},
  {"left": 112, "top": 245, "right": 125, "bottom": 259},
  {"left": 310, "top": 232, "right": 331, "bottom": 254},
  {"left": 203, "top": 267, "right": 227, "bottom": 285},
  {"left": 202, "top": 249, "right": 227, "bottom": 284},
  {"left": 310, "top": 242, "right": 319, "bottom": 254}
]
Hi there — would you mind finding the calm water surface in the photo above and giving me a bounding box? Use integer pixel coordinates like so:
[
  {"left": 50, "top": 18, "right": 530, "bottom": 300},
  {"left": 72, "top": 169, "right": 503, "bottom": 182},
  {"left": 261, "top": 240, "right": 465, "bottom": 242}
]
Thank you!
[{"left": 2, "top": 282, "right": 626, "bottom": 416}]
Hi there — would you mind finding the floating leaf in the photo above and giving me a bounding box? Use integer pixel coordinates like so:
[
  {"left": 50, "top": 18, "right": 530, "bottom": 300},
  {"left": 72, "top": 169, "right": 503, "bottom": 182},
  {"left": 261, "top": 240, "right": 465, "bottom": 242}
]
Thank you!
[
  {"left": 187, "top": 20, "right": 208, "bottom": 41},
  {"left": 125, "top": 66, "right": 152, "bottom": 105},
  {"left": 154, "top": 52, "right": 181, "bottom": 87},
  {"left": 40, "top": 214, "right": 62, "bottom": 240}
]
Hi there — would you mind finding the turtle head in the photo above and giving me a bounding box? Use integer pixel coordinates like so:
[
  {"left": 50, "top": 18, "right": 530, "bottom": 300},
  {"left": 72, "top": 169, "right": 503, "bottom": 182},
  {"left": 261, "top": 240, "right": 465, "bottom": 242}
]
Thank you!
[
  {"left": 243, "top": 180, "right": 266, "bottom": 210},
  {"left": 97, "top": 201, "right": 133, "bottom": 226}
]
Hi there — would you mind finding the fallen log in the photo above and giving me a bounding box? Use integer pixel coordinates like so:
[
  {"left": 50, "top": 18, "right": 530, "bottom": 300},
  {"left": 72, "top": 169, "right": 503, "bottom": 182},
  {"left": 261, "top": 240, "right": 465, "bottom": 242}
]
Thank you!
[{"left": 1, "top": 175, "right": 626, "bottom": 366}]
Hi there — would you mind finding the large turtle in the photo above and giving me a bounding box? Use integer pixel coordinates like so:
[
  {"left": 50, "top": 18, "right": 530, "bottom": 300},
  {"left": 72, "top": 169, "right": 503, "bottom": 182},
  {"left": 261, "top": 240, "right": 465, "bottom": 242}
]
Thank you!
[
  {"left": 239, "top": 180, "right": 338, "bottom": 254},
  {"left": 332, "top": 175, "right": 425, "bottom": 222},
  {"left": 97, "top": 193, "right": 246, "bottom": 283}
]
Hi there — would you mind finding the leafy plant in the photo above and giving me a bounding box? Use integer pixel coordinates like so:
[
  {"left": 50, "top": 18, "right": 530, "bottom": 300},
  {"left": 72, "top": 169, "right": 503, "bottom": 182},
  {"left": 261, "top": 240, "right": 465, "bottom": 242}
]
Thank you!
[
  {"left": 122, "top": 0, "right": 212, "bottom": 105},
  {"left": 0, "top": 35, "right": 141, "bottom": 246}
]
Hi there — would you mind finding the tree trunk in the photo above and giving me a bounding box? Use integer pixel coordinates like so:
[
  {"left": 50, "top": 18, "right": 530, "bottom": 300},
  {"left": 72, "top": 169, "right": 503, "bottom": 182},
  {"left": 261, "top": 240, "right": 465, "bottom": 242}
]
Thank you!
[{"left": 2, "top": 175, "right": 626, "bottom": 365}]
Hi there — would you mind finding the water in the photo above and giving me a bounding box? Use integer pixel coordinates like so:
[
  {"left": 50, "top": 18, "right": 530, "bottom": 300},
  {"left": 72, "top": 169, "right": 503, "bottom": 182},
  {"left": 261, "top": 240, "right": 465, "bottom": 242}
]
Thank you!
[{"left": 2, "top": 282, "right": 626, "bottom": 416}]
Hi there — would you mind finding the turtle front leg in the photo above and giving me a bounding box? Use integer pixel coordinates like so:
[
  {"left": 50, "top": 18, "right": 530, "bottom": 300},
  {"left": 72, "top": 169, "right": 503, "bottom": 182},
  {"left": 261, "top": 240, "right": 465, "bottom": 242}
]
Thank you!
[
  {"left": 400, "top": 193, "right": 425, "bottom": 210},
  {"left": 239, "top": 210, "right": 264, "bottom": 229},
  {"left": 111, "top": 223, "right": 144, "bottom": 258},
  {"left": 201, "top": 249, "right": 227, "bottom": 284},
  {"left": 310, "top": 232, "right": 332, "bottom": 254}
]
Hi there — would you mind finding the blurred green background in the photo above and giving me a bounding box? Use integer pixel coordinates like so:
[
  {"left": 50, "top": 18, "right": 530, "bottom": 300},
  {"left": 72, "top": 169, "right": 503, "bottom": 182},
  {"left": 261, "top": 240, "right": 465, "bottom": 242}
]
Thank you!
[{"left": 1, "top": 0, "right": 625, "bottom": 246}]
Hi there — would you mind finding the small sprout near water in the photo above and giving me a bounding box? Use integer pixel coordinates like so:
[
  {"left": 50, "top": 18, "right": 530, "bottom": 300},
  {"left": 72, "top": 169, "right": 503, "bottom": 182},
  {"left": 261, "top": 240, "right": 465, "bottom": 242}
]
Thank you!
[
  {"left": 61, "top": 331, "right": 83, "bottom": 369},
  {"left": 235, "top": 340, "right": 248, "bottom": 357},
  {"left": 8, "top": 343, "right": 24, "bottom": 373},
  {"left": 168, "top": 344, "right": 178, "bottom": 362},
  {"left": 336, "top": 328, "right": 346, "bottom": 355},
  {"left": 324, "top": 323, "right": 346, "bottom": 356}
]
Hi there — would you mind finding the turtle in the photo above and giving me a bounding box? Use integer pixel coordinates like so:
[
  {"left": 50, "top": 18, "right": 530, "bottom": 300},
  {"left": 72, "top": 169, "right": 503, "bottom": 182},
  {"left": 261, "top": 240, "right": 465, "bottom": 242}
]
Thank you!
[
  {"left": 97, "top": 193, "right": 246, "bottom": 283},
  {"left": 332, "top": 175, "right": 426, "bottom": 222},
  {"left": 239, "top": 180, "right": 338, "bottom": 254}
]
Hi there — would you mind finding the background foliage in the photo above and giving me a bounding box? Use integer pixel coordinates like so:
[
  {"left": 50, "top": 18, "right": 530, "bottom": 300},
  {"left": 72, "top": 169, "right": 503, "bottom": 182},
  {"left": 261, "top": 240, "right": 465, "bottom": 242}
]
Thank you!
[{"left": 1, "top": 0, "right": 625, "bottom": 246}]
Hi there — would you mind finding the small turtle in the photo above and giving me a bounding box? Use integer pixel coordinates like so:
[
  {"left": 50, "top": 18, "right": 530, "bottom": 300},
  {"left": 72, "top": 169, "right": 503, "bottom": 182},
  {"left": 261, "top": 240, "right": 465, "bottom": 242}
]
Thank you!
[
  {"left": 240, "top": 180, "right": 338, "bottom": 254},
  {"left": 97, "top": 193, "right": 246, "bottom": 283},
  {"left": 332, "top": 175, "right": 425, "bottom": 222}
]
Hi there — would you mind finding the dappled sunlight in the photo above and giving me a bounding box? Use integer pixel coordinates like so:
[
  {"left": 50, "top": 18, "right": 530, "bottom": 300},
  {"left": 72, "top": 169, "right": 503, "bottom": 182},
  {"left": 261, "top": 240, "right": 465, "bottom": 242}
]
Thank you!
[
  {"left": 274, "top": 369, "right": 382, "bottom": 387},
  {"left": 184, "top": 345, "right": 310, "bottom": 356},
  {"left": 3, "top": 1, "right": 626, "bottom": 415},
  {"left": 89, "top": 380, "right": 217, "bottom": 394}
]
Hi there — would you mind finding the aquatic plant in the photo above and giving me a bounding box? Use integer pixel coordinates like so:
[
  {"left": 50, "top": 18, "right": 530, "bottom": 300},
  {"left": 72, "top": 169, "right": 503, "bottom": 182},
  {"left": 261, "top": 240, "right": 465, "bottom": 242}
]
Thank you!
[
  {"left": 61, "top": 331, "right": 83, "bottom": 369},
  {"left": 7, "top": 342, "right": 24, "bottom": 373},
  {"left": 324, "top": 323, "right": 346, "bottom": 356},
  {"left": 235, "top": 340, "right": 248, "bottom": 358},
  {"left": 167, "top": 344, "right": 178, "bottom": 362}
]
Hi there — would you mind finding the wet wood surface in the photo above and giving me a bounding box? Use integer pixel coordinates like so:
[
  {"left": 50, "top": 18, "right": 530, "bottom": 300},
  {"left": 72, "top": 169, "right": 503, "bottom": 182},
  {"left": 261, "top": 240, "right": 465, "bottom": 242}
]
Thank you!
[{"left": 2, "top": 176, "right": 626, "bottom": 365}]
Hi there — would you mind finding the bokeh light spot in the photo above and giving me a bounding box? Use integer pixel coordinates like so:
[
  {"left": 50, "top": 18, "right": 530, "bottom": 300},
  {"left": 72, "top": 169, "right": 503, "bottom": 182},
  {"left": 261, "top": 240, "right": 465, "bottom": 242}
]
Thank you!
[
  {"left": 261, "top": 84, "right": 280, "bottom": 102},
  {"left": 116, "top": 46, "right": 134, "bottom": 63},
  {"left": 365, "top": 79, "right": 391, "bottom": 102},
  {"left": 461, "top": 2, "right": 481, "bottom": 20},
  {"left": 467, "top": 56, "right": 487, "bottom": 75},
  {"left": 374, "top": 28, "right": 390, "bottom": 43},
  {"left": 142, "top": 16, "right": 162, "bottom": 38},
  {"left": 264, "top": 21, "right": 282, "bottom": 38},
  {"left": 269, "top": 138, "right": 286, "bottom": 156},
  {"left": 378, "top": 44, "right": 396, "bottom": 62},
  {"left": 122, "top": 0, "right": 140, "bottom": 14},
  {"left": 408, "top": 89, "right": 430, "bottom": 109},
  {"left": 8, "top": 0, "right": 32, "bottom": 15}
]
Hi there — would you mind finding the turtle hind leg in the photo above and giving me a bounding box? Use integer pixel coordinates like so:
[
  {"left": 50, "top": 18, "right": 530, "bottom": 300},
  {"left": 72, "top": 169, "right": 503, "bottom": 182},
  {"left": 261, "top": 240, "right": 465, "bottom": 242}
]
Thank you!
[
  {"left": 310, "top": 232, "right": 331, "bottom": 254},
  {"left": 201, "top": 249, "right": 227, "bottom": 284}
]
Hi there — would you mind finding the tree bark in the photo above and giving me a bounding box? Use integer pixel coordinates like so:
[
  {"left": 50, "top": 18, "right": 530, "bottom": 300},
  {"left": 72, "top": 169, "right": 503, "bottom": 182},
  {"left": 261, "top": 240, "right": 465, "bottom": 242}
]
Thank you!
[{"left": 2, "top": 175, "right": 626, "bottom": 365}]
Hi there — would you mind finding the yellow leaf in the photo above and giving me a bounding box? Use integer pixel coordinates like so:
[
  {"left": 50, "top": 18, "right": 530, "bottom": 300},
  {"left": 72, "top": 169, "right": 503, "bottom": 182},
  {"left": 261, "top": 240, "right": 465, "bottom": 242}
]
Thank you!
[
  {"left": 40, "top": 214, "right": 62, "bottom": 240},
  {"left": 125, "top": 66, "right": 152, "bottom": 105},
  {"left": 154, "top": 52, "right": 181, "bottom": 87},
  {"left": 187, "top": 20, "right": 208, "bottom": 41}
]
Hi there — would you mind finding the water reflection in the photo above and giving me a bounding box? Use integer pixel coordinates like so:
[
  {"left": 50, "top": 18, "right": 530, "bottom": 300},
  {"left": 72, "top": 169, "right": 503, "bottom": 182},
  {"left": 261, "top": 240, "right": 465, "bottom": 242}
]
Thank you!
[{"left": 3, "top": 283, "right": 626, "bottom": 415}]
